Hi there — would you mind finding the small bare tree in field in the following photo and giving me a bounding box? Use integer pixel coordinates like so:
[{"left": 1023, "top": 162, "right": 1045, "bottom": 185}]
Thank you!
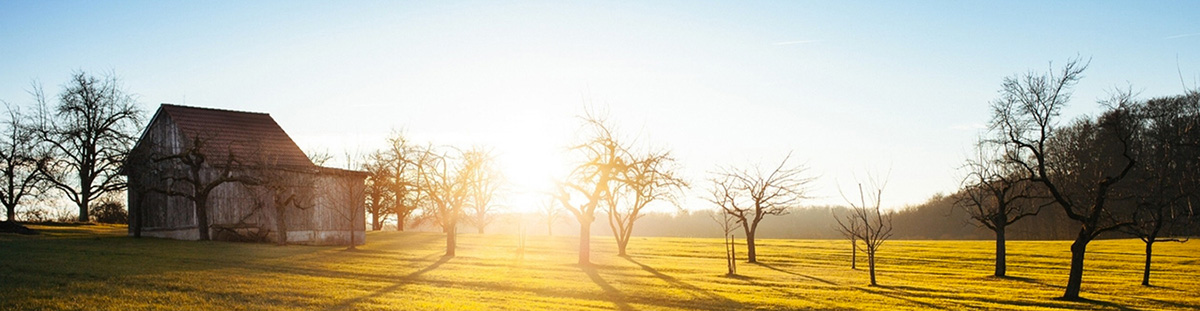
[
  {"left": 607, "top": 150, "right": 687, "bottom": 256},
  {"left": 537, "top": 197, "right": 566, "bottom": 236},
  {"left": 835, "top": 180, "right": 893, "bottom": 286},
  {"left": 465, "top": 147, "right": 504, "bottom": 234},
  {"left": 554, "top": 113, "right": 628, "bottom": 265},
  {"left": 957, "top": 145, "right": 1045, "bottom": 277},
  {"left": 834, "top": 208, "right": 862, "bottom": 270},
  {"left": 707, "top": 153, "right": 813, "bottom": 263},
  {"left": 709, "top": 210, "right": 739, "bottom": 275}
]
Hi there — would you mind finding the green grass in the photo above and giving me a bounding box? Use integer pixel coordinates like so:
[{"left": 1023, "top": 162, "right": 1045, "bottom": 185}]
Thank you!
[{"left": 2, "top": 224, "right": 1198, "bottom": 310}]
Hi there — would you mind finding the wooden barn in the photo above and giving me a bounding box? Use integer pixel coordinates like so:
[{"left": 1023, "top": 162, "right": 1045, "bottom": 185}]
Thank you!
[{"left": 125, "top": 104, "right": 367, "bottom": 245}]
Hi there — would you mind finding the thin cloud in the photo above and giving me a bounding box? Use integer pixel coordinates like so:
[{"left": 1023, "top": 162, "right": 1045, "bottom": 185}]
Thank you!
[
  {"left": 772, "top": 40, "right": 820, "bottom": 46},
  {"left": 1165, "top": 32, "right": 1200, "bottom": 39}
]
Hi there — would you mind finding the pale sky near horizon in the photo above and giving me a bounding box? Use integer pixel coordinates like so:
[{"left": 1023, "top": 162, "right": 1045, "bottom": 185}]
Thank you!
[{"left": 2, "top": 1, "right": 1198, "bottom": 213}]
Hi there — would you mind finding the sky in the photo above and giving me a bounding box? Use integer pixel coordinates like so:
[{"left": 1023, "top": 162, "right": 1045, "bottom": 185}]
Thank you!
[{"left": 2, "top": 1, "right": 1198, "bottom": 214}]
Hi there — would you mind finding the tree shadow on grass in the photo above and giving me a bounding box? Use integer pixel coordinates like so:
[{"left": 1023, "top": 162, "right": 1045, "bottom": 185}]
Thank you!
[
  {"left": 580, "top": 264, "right": 634, "bottom": 311},
  {"left": 624, "top": 257, "right": 743, "bottom": 309},
  {"left": 987, "top": 274, "right": 1068, "bottom": 290},
  {"left": 1051, "top": 296, "right": 1137, "bottom": 311},
  {"left": 854, "top": 286, "right": 948, "bottom": 310},
  {"left": 752, "top": 262, "right": 838, "bottom": 286},
  {"left": 325, "top": 255, "right": 452, "bottom": 311}
]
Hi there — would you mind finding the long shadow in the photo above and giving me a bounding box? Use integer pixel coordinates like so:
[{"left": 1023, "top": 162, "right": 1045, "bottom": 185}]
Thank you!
[
  {"left": 854, "top": 286, "right": 946, "bottom": 310},
  {"left": 624, "top": 257, "right": 743, "bottom": 308},
  {"left": 1142, "top": 297, "right": 1200, "bottom": 310},
  {"left": 995, "top": 275, "right": 1066, "bottom": 289},
  {"left": 752, "top": 262, "right": 838, "bottom": 286},
  {"left": 326, "top": 255, "right": 452, "bottom": 311},
  {"left": 1051, "top": 296, "right": 1136, "bottom": 311},
  {"left": 580, "top": 264, "right": 634, "bottom": 311}
]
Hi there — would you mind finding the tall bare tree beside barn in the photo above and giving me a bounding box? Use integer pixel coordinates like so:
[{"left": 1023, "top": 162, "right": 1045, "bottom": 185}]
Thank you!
[
  {"left": 363, "top": 151, "right": 394, "bottom": 231},
  {"left": 151, "top": 134, "right": 261, "bottom": 241},
  {"left": 33, "top": 72, "right": 143, "bottom": 222},
  {"left": 707, "top": 153, "right": 813, "bottom": 263}
]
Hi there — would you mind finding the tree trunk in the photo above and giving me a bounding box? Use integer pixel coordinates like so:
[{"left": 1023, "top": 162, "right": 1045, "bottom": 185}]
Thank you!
[
  {"left": 371, "top": 213, "right": 380, "bottom": 231},
  {"left": 478, "top": 225, "right": 485, "bottom": 234},
  {"left": 851, "top": 238, "right": 857, "bottom": 270},
  {"left": 195, "top": 196, "right": 210, "bottom": 241},
  {"left": 724, "top": 236, "right": 734, "bottom": 276},
  {"left": 77, "top": 185, "right": 91, "bottom": 222},
  {"left": 5, "top": 205, "right": 14, "bottom": 222},
  {"left": 275, "top": 206, "right": 288, "bottom": 245},
  {"left": 547, "top": 221, "right": 553, "bottom": 236},
  {"left": 743, "top": 225, "right": 757, "bottom": 263},
  {"left": 617, "top": 235, "right": 629, "bottom": 257},
  {"left": 1062, "top": 232, "right": 1090, "bottom": 299},
  {"left": 397, "top": 216, "right": 405, "bottom": 232},
  {"left": 578, "top": 220, "right": 591, "bottom": 265},
  {"left": 445, "top": 224, "right": 456, "bottom": 257},
  {"left": 995, "top": 224, "right": 1007, "bottom": 277},
  {"left": 1142, "top": 240, "right": 1154, "bottom": 286},
  {"left": 868, "top": 251, "right": 877, "bottom": 286}
]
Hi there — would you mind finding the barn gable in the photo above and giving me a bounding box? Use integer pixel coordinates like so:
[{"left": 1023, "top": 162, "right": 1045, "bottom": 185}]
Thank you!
[{"left": 126, "top": 104, "right": 366, "bottom": 245}]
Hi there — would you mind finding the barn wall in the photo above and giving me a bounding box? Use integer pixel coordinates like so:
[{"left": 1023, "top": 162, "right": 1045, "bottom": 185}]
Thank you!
[{"left": 128, "top": 111, "right": 367, "bottom": 246}]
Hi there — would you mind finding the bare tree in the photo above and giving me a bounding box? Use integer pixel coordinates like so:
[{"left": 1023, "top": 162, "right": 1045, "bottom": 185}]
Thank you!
[
  {"left": 255, "top": 155, "right": 317, "bottom": 245},
  {"left": 709, "top": 210, "right": 739, "bottom": 275},
  {"left": 383, "top": 133, "right": 423, "bottom": 231},
  {"left": 0, "top": 103, "right": 49, "bottom": 222},
  {"left": 990, "top": 58, "right": 1138, "bottom": 299},
  {"left": 464, "top": 147, "right": 504, "bottom": 234},
  {"left": 706, "top": 153, "right": 814, "bottom": 263},
  {"left": 362, "top": 151, "right": 393, "bottom": 231},
  {"left": 33, "top": 72, "right": 143, "bottom": 222},
  {"left": 144, "top": 134, "right": 261, "bottom": 240},
  {"left": 327, "top": 165, "right": 366, "bottom": 250},
  {"left": 834, "top": 207, "right": 862, "bottom": 270},
  {"left": 957, "top": 145, "right": 1045, "bottom": 277},
  {"left": 417, "top": 146, "right": 473, "bottom": 257},
  {"left": 1123, "top": 91, "right": 1199, "bottom": 286},
  {"left": 554, "top": 114, "right": 628, "bottom": 265},
  {"left": 537, "top": 197, "right": 566, "bottom": 236},
  {"left": 607, "top": 150, "right": 686, "bottom": 256},
  {"left": 835, "top": 181, "right": 893, "bottom": 286}
]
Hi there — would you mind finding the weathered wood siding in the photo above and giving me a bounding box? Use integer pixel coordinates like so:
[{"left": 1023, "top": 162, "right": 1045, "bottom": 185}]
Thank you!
[{"left": 127, "top": 111, "right": 367, "bottom": 245}]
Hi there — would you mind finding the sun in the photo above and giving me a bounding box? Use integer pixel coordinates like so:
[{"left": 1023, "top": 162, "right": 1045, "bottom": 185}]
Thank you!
[{"left": 495, "top": 141, "right": 572, "bottom": 214}]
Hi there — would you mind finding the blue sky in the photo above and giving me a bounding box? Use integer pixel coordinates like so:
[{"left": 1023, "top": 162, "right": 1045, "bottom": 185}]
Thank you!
[{"left": 2, "top": 1, "right": 1198, "bottom": 212}]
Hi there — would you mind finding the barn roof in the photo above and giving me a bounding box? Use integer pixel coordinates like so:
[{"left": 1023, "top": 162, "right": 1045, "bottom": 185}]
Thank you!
[{"left": 154, "top": 104, "right": 315, "bottom": 168}]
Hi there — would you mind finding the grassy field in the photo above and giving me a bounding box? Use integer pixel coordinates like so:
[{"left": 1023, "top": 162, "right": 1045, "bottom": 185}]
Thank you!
[{"left": 2, "top": 224, "right": 1198, "bottom": 310}]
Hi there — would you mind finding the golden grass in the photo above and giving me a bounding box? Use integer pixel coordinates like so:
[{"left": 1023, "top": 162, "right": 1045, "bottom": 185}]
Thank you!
[{"left": 2, "top": 224, "right": 1197, "bottom": 310}]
